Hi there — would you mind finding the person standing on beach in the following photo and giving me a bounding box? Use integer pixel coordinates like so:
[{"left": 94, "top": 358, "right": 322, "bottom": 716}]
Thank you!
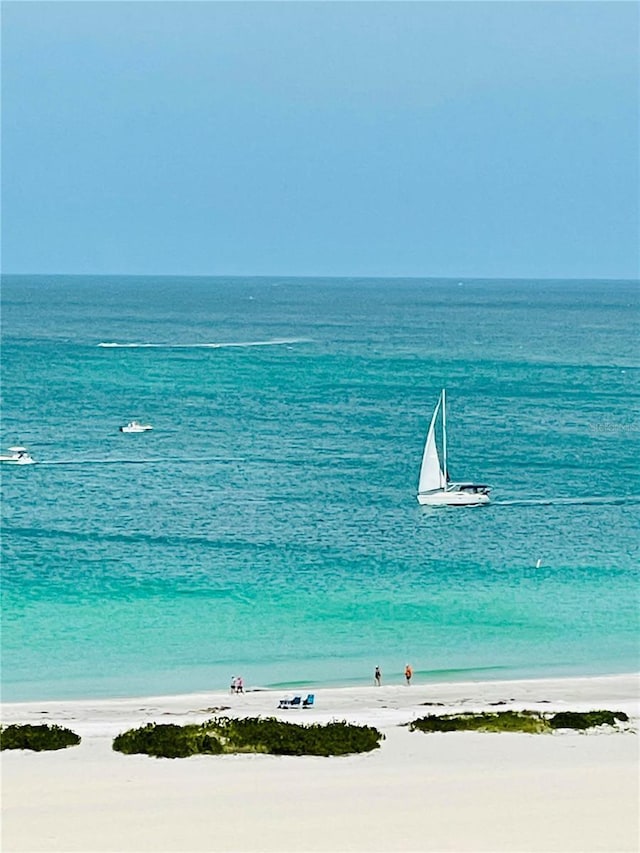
[
  {"left": 230, "top": 676, "right": 237, "bottom": 694},
  {"left": 405, "top": 664, "right": 413, "bottom": 685},
  {"left": 374, "top": 666, "right": 381, "bottom": 686}
]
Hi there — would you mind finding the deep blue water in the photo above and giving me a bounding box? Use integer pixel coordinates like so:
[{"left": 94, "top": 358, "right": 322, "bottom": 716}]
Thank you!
[{"left": 1, "top": 275, "right": 638, "bottom": 701}]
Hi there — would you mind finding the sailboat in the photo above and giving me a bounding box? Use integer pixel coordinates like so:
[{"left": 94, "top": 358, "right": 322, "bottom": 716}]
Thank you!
[{"left": 417, "top": 390, "right": 490, "bottom": 506}]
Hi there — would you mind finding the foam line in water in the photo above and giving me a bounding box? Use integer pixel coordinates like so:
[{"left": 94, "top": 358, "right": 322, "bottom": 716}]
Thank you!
[{"left": 97, "top": 338, "right": 312, "bottom": 349}]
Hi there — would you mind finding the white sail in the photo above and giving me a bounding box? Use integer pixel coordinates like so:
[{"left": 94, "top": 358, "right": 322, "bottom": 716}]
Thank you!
[{"left": 418, "top": 392, "right": 446, "bottom": 493}]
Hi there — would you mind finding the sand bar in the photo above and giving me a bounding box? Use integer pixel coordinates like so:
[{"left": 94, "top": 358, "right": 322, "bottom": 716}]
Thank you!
[{"left": 2, "top": 673, "right": 638, "bottom": 852}]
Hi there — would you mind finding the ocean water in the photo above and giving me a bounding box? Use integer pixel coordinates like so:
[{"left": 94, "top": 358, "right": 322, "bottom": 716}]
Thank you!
[{"left": 1, "top": 275, "right": 638, "bottom": 702}]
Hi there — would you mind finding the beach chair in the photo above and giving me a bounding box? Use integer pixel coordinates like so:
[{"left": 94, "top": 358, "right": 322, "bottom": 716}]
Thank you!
[
  {"left": 278, "top": 695, "right": 302, "bottom": 709},
  {"left": 302, "top": 694, "right": 315, "bottom": 708}
]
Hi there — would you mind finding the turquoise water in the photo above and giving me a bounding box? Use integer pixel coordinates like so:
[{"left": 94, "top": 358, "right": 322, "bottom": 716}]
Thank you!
[{"left": 1, "top": 276, "right": 638, "bottom": 701}]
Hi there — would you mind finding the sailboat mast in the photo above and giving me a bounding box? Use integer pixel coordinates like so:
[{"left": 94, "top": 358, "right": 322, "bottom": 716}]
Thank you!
[{"left": 442, "top": 389, "right": 447, "bottom": 484}]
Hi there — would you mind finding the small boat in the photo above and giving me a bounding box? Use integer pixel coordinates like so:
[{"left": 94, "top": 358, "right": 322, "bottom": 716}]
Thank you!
[
  {"left": 0, "top": 446, "right": 36, "bottom": 465},
  {"left": 417, "top": 390, "right": 490, "bottom": 506},
  {"left": 119, "top": 421, "right": 153, "bottom": 433}
]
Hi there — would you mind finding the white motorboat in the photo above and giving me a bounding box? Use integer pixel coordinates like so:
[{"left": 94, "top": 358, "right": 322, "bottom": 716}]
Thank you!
[
  {"left": 0, "top": 446, "right": 36, "bottom": 465},
  {"left": 119, "top": 421, "right": 153, "bottom": 433},
  {"left": 417, "top": 390, "right": 490, "bottom": 506}
]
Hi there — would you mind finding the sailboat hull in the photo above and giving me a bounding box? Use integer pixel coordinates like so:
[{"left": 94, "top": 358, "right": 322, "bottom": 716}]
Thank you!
[{"left": 417, "top": 490, "right": 490, "bottom": 507}]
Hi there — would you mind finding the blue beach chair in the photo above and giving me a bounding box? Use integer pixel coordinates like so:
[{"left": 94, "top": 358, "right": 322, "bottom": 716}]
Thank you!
[{"left": 302, "top": 694, "right": 315, "bottom": 708}]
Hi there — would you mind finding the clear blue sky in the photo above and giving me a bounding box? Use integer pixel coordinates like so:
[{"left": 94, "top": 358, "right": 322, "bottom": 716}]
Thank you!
[{"left": 2, "top": 1, "right": 638, "bottom": 278}]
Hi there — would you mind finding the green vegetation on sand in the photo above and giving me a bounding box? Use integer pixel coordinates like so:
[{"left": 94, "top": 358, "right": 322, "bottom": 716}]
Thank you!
[
  {"left": 113, "top": 717, "right": 383, "bottom": 759},
  {"left": 549, "top": 710, "right": 629, "bottom": 729},
  {"left": 0, "top": 724, "right": 81, "bottom": 751},
  {"left": 410, "top": 711, "right": 547, "bottom": 734},
  {"left": 410, "top": 709, "right": 630, "bottom": 734}
]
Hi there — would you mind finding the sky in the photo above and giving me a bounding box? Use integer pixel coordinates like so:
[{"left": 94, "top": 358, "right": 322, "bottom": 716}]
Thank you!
[{"left": 2, "top": 1, "right": 638, "bottom": 278}]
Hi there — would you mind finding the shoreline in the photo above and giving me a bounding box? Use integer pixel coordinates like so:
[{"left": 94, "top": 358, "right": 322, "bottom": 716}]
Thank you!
[
  {"left": 4, "top": 658, "right": 638, "bottom": 706},
  {"left": 3, "top": 672, "right": 638, "bottom": 853},
  {"left": 2, "top": 671, "right": 638, "bottom": 736}
]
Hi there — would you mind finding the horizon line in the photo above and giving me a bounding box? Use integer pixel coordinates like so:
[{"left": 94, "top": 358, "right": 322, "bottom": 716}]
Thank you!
[{"left": 2, "top": 272, "right": 639, "bottom": 283}]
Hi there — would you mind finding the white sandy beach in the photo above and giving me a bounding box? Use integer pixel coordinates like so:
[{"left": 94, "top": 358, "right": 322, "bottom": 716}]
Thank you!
[{"left": 2, "top": 673, "right": 638, "bottom": 852}]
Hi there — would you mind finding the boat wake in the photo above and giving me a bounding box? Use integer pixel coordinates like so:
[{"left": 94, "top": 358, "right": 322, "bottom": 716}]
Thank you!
[
  {"left": 37, "top": 457, "right": 243, "bottom": 466},
  {"left": 494, "top": 496, "right": 640, "bottom": 507},
  {"left": 97, "top": 338, "right": 312, "bottom": 349}
]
